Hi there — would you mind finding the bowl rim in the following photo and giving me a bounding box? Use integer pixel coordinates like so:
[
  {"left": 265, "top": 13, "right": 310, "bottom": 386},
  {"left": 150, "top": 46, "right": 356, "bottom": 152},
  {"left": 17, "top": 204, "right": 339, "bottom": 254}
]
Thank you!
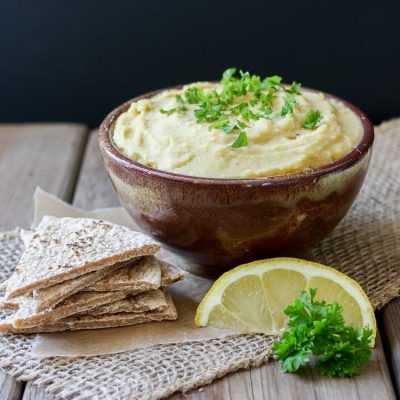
[{"left": 99, "top": 84, "right": 374, "bottom": 187}]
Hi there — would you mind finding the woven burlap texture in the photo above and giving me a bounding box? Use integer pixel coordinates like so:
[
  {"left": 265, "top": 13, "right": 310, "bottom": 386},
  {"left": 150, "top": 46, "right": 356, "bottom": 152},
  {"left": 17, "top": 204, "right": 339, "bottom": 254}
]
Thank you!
[{"left": 0, "top": 120, "right": 399, "bottom": 400}]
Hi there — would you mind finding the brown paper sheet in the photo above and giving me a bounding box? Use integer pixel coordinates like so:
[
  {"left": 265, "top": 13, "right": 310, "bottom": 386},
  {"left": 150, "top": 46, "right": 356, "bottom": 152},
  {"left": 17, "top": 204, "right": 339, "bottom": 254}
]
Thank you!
[{"left": 30, "top": 188, "right": 242, "bottom": 357}]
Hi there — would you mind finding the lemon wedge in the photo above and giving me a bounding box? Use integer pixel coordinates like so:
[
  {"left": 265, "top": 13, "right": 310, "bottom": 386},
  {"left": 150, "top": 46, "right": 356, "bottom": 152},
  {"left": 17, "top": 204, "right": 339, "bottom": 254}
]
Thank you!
[{"left": 195, "top": 258, "right": 376, "bottom": 344}]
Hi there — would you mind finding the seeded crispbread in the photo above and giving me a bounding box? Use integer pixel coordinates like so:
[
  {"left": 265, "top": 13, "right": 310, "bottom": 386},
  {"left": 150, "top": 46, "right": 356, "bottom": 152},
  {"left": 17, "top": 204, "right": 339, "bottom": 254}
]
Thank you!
[
  {"left": 0, "top": 296, "right": 20, "bottom": 310},
  {"left": 20, "top": 228, "right": 34, "bottom": 246},
  {"left": 5, "top": 216, "right": 160, "bottom": 299},
  {"left": 30, "top": 258, "right": 140, "bottom": 312},
  {"left": 11, "top": 289, "right": 134, "bottom": 328},
  {"left": 0, "top": 262, "right": 184, "bottom": 313},
  {"left": 160, "top": 262, "right": 186, "bottom": 286},
  {"left": 85, "top": 257, "right": 184, "bottom": 292},
  {"left": 84, "top": 255, "right": 163, "bottom": 292},
  {"left": 80, "top": 289, "right": 167, "bottom": 316},
  {"left": 0, "top": 291, "right": 177, "bottom": 333}
]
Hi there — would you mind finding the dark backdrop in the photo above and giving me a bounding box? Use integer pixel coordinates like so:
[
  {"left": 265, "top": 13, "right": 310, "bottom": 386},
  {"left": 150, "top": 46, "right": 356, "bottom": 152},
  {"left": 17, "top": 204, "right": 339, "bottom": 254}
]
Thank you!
[{"left": 1, "top": 0, "right": 399, "bottom": 127}]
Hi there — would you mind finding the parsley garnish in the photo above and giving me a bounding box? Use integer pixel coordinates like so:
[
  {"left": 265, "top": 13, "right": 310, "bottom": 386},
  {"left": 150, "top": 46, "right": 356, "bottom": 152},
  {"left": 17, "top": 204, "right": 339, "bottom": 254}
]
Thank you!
[
  {"left": 285, "top": 81, "right": 302, "bottom": 95},
  {"left": 176, "top": 95, "right": 187, "bottom": 111},
  {"left": 280, "top": 95, "right": 297, "bottom": 117},
  {"left": 260, "top": 75, "right": 282, "bottom": 90},
  {"left": 273, "top": 288, "right": 372, "bottom": 377},
  {"left": 160, "top": 108, "right": 176, "bottom": 116},
  {"left": 303, "top": 109, "right": 323, "bottom": 129},
  {"left": 185, "top": 87, "right": 205, "bottom": 104},
  {"left": 160, "top": 68, "right": 307, "bottom": 147},
  {"left": 229, "top": 131, "right": 248, "bottom": 148}
]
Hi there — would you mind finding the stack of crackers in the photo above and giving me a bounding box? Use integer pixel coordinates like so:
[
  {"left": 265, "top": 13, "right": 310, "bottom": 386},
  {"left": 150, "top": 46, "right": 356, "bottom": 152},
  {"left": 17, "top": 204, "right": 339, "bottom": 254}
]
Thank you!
[{"left": 0, "top": 216, "right": 184, "bottom": 333}]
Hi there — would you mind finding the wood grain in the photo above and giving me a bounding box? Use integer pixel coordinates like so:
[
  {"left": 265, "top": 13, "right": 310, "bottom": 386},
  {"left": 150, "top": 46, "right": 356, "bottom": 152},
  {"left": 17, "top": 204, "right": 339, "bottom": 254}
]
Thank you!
[
  {"left": 22, "top": 383, "right": 52, "bottom": 400},
  {"left": 0, "top": 374, "right": 24, "bottom": 400},
  {"left": 71, "top": 130, "right": 397, "bottom": 400},
  {"left": 72, "top": 129, "right": 119, "bottom": 209},
  {"left": 172, "top": 333, "right": 395, "bottom": 400},
  {"left": 0, "top": 123, "right": 88, "bottom": 400},
  {"left": 0, "top": 124, "right": 88, "bottom": 230},
  {"left": 382, "top": 299, "right": 400, "bottom": 397}
]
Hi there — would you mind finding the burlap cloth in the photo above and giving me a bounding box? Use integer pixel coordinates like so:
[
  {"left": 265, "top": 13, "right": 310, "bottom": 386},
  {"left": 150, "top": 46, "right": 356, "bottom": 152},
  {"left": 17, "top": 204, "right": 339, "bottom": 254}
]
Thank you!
[{"left": 0, "top": 120, "right": 399, "bottom": 400}]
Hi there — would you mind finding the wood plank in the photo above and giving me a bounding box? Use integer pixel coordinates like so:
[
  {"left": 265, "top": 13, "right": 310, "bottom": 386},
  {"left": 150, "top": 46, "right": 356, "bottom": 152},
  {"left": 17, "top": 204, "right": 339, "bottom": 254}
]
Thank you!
[
  {"left": 172, "top": 369, "right": 255, "bottom": 400},
  {"left": 0, "top": 123, "right": 88, "bottom": 230},
  {"left": 252, "top": 332, "right": 394, "bottom": 400},
  {"left": 172, "top": 333, "right": 395, "bottom": 400},
  {"left": 382, "top": 299, "right": 400, "bottom": 397},
  {"left": 0, "top": 123, "right": 88, "bottom": 400},
  {"left": 70, "top": 130, "right": 397, "bottom": 400},
  {"left": 72, "top": 129, "right": 119, "bottom": 209},
  {"left": 22, "top": 383, "right": 52, "bottom": 400},
  {"left": 0, "top": 374, "right": 24, "bottom": 400}
]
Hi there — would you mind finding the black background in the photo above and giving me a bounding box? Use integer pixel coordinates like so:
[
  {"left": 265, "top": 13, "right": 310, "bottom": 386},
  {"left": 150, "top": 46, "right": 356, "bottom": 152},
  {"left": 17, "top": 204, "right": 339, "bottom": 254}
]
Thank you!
[{"left": 1, "top": 0, "right": 399, "bottom": 127}]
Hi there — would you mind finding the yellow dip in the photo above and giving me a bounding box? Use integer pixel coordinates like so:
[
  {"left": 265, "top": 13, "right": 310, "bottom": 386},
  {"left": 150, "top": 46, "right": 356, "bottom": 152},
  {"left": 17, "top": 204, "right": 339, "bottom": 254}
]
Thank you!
[{"left": 113, "top": 82, "right": 362, "bottom": 178}]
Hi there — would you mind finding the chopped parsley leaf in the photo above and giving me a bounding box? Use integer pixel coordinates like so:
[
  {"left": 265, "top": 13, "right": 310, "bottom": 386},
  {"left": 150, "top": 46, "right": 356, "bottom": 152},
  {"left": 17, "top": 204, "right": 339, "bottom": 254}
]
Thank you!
[
  {"left": 229, "top": 131, "right": 248, "bottom": 148},
  {"left": 160, "top": 68, "right": 306, "bottom": 148},
  {"left": 280, "top": 95, "right": 297, "bottom": 117},
  {"left": 160, "top": 108, "right": 176, "bottom": 116},
  {"left": 303, "top": 109, "right": 323, "bottom": 129}
]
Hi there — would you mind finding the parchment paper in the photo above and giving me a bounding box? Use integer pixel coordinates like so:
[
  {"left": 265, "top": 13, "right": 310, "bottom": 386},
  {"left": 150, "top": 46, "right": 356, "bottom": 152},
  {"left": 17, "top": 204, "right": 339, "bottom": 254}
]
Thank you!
[{"left": 30, "top": 188, "right": 242, "bottom": 358}]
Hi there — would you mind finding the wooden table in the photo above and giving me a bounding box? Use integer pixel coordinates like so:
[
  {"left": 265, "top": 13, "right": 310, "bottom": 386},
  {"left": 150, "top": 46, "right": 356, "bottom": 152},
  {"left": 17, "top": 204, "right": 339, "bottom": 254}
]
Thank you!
[{"left": 0, "top": 124, "right": 398, "bottom": 400}]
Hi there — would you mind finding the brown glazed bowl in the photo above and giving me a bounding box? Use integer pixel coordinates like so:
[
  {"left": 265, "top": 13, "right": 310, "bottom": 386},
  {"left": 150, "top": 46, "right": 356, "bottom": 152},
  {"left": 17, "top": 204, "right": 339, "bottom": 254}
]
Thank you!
[{"left": 99, "top": 86, "right": 374, "bottom": 275}]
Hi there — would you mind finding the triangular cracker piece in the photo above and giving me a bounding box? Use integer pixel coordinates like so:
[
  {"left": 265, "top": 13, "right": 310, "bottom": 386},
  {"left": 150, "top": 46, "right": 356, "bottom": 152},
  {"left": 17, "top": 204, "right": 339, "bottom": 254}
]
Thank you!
[
  {"left": 160, "top": 262, "right": 186, "bottom": 286},
  {"left": 81, "top": 289, "right": 167, "bottom": 316},
  {"left": 20, "top": 228, "right": 34, "bottom": 246},
  {"left": 0, "top": 291, "right": 177, "bottom": 333},
  {"left": 85, "top": 255, "right": 163, "bottom": 292},
  {"left": 0, "top": 297, "right": 19, "bottom": 310},
  {"left": 5, "top": 216, "right": 160, "bottom": 298},
  {"left": 11, "top": 289, "right": 134, "bottom": 328},
  {"left": 30, "top": 258, "right": 140, "bottom": 312},
  {"left": 17, "top": 229, "right": 144, "bottom": 312},
  {"left": 0, "top": 262, "right": 184, "bottom": 312}
]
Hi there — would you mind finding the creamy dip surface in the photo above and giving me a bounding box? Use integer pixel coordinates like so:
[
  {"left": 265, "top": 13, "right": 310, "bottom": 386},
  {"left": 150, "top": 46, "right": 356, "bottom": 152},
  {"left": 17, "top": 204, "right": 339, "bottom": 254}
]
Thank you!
[{"left": 113, "top": 82, "right": 362, "bottom": 178}]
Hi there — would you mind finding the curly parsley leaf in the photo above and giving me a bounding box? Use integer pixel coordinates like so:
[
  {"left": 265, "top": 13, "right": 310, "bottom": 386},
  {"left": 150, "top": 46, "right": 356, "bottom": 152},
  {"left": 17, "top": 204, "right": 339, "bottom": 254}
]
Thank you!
[
  {"left": 303, "top": 109, "right": 323, "bottom": 129},
  {"left": 315, "top": 326, "right": 373, "bottom": 377},
  {"left": 273, "top": 288, "right": 372, "bottom": 377}
]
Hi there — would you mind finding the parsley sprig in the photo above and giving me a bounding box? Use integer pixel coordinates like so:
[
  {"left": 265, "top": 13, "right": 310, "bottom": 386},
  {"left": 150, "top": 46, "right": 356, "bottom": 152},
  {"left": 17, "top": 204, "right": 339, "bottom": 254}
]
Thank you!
[
  {"left": 160, "top": 68, "right": 321, "bottom": 148},
  {"left": 303, "top": 109, "right": 323, "bottom": 129},
  {"left": 273, "top": 288, "right": 372, "bottom": 377}
]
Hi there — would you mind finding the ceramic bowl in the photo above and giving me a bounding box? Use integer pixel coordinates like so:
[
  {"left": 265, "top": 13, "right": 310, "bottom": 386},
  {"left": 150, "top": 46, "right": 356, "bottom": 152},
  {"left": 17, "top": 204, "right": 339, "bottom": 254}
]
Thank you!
[{"left": 99, "top": 87, "right": 374, "bottom": 275}]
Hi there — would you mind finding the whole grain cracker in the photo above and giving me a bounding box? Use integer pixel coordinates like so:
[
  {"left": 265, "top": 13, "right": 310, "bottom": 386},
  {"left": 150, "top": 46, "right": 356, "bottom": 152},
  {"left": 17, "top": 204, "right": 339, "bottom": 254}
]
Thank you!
[
  {"left": 20, "top": 228, "right": 34, "bottom": 247},
  {"left": 31, "top": 258, "right": 140, "bottom": 312},
  {"left": 160, "top": 263, "right": 186, "bottom": 286},
  {"left": 0, "top": 296, "right": 20, "bottom": 310},
  {"left": 85, "top": 256, "right": 163, "bottom": 292},
  {"left": 0, "top": 291, "right": 177, "bottom": 333},
  {"left": 11, "top": 289, "right": 133, "bottom": 328},
  {"left": 80, "top": 289, "right": 167, "bottom": 316},
  {"left": 5, "top": 216, "right": 160, "bottom": 298}
]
